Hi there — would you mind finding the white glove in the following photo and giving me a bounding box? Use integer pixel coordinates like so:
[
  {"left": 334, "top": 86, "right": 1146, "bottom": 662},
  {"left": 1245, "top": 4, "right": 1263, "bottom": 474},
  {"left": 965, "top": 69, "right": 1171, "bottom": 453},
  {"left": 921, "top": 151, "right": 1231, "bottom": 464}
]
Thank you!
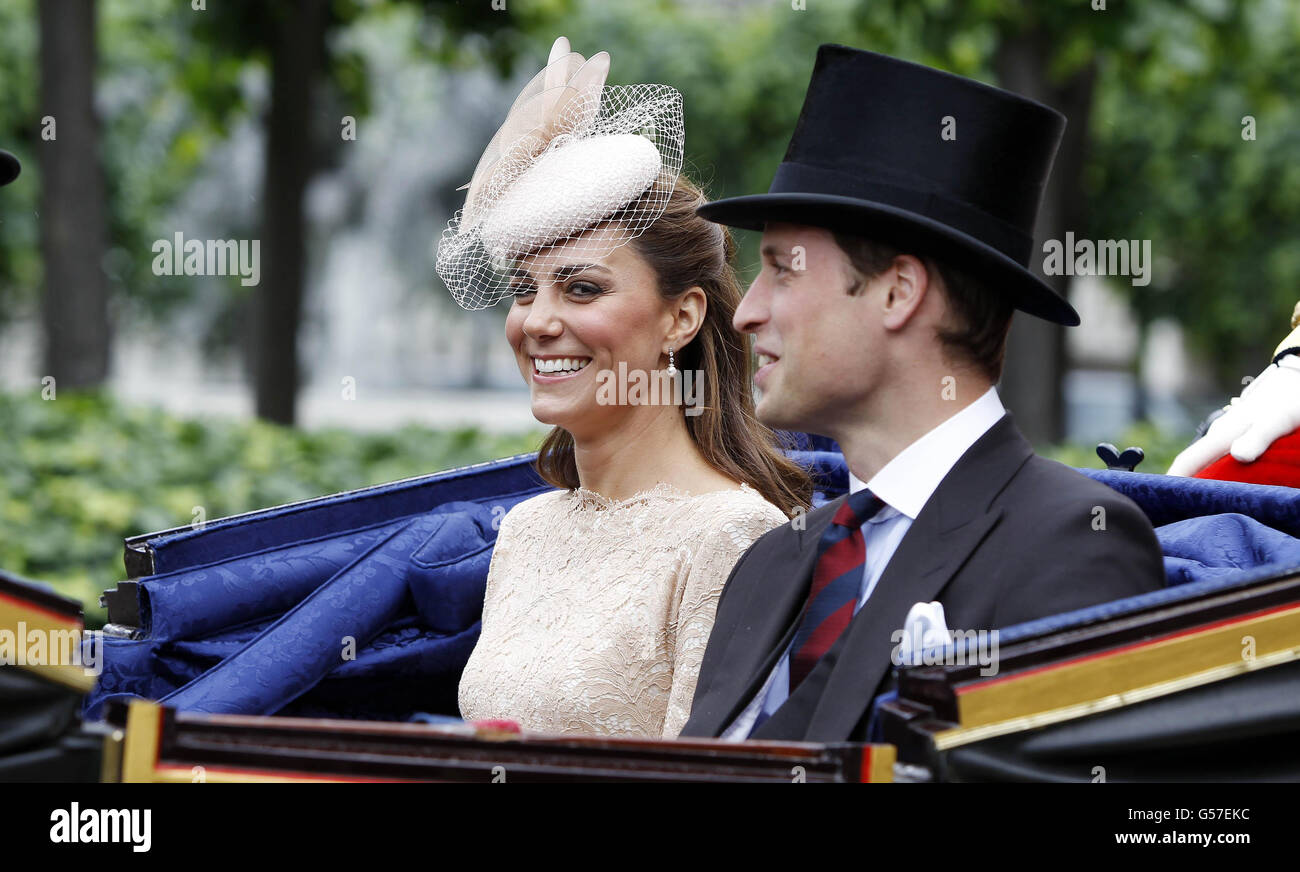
[{"left": 1168, "top": 354, "right": 1300, "bottom": 476}]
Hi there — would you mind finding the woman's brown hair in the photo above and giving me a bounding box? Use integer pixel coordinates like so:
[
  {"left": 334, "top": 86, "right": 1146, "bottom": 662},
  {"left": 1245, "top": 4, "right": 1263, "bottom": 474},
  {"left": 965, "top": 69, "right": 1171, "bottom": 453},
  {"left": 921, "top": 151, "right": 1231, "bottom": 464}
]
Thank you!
[{"left": 533, "top": 174, "right": 813, "bottom": 514}]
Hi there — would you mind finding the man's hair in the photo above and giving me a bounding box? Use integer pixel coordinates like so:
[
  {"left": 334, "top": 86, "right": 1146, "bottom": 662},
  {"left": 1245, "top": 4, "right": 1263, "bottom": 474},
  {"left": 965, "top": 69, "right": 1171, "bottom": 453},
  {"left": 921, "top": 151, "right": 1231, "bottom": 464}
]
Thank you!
[{"left": 831, "top": 232, "right": 1014, "bottom": 382}]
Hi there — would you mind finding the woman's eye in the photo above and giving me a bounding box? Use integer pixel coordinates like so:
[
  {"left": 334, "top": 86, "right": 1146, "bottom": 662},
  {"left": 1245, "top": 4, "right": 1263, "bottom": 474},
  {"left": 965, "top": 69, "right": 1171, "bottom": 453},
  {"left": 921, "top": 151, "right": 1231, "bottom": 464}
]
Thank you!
[
  {"left": 567, "top": 281, "right": 603, "bottom": 298},
  {"left": 510, "top": 286, "right": 536, "bottom": 301}
]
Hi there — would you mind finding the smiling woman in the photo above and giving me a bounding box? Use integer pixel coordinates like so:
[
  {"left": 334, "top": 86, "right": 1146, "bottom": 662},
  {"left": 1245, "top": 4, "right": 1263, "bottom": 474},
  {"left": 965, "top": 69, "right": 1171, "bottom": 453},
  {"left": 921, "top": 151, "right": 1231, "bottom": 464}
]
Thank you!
[
  {"left": 436, "top": 37, "right": 810, "bottom": 738},
  {"left": 520, "top": 177, "right": 809, "bottom": 510}
]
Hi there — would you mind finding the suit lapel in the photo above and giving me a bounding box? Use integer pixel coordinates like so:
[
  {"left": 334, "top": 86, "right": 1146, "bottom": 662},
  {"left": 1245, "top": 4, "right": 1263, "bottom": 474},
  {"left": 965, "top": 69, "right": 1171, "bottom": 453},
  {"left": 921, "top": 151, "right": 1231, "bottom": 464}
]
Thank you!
[
  {"left": 771, "top": 413, "right": 1034, "bottom": 741},
  {"left": 702, "top": 497, "right": 842, "bottom": 734}
]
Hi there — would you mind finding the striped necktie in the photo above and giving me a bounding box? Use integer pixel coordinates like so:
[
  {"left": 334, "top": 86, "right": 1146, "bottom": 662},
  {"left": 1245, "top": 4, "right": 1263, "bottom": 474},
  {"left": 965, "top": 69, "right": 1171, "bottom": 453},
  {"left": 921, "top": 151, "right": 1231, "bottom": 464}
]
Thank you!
[{"left": 788, "top": 488, "right": 883, "bottom": 693}]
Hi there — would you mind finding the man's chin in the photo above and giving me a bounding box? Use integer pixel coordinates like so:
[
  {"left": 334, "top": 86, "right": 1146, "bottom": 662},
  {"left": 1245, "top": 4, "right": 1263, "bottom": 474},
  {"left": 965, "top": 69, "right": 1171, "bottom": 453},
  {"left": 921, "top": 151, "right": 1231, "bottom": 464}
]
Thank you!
[{"left": 755, "top": 393, "right": 811, "bottom": 433}]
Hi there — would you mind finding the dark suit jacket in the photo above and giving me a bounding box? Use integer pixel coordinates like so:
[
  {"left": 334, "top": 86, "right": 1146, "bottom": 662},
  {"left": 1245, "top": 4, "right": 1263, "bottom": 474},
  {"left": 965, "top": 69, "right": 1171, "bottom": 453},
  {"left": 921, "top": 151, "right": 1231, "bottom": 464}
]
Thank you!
[{"left": 679, "top": 412, "right": 1166, "bottom": 743}]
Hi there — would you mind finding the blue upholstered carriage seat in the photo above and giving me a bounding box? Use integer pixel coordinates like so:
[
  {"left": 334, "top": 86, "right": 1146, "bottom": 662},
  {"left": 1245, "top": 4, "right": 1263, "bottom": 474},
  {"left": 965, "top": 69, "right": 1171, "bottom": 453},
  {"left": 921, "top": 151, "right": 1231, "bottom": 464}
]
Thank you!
[
  {"left": 1003, "top": 467, "right": 1300, "bottom": 641},
  {"left": 85, "top": 454, "right": 552, "bottom": 720},
  {"left": 82, "top": 449, "right": 1300, "bottom": 722}
]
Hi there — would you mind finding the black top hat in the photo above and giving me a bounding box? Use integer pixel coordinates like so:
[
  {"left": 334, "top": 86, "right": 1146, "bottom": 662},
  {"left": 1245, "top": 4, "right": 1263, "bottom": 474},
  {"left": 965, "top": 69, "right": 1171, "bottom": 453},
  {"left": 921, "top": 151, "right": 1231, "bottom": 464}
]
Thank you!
[
  {"left": 0, "top": 150, "right": 20, "bottom": 187},
  {"left": 698, "top": 45, "right": 1078, "bottom": 326}
]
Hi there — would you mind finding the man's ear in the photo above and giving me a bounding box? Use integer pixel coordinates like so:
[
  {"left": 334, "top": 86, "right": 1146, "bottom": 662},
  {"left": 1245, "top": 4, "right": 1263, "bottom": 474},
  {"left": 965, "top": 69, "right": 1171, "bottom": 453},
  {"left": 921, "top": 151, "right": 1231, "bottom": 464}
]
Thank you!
[
  {"left": 879, "top": 254, "right": 930, "bottom": 332},
  {"left": 668, "top": 286, "right": 708, "bottom": 348}
]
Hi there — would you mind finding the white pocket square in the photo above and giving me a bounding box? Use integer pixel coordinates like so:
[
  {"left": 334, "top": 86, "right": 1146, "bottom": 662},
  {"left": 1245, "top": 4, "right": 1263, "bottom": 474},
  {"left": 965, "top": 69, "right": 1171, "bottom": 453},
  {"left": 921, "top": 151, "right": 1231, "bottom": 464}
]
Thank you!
[{"left": 894, "top": 600, "right": 953, "bottom": 666}]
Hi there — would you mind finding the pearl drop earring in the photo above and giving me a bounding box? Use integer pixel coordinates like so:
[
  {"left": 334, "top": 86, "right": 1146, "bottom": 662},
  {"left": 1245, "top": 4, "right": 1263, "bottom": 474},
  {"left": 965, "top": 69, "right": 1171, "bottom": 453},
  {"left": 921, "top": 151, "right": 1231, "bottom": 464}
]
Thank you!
[{"left": 666, "top": 348, "right": 677, "bottom": 376}]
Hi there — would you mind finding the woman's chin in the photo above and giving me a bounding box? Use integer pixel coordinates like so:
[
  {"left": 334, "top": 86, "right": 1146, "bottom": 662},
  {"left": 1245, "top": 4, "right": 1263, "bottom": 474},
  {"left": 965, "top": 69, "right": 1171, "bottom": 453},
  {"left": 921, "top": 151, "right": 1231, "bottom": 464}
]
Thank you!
[{"left": 529, "top": 400, "right": 581, "bottom": 429}]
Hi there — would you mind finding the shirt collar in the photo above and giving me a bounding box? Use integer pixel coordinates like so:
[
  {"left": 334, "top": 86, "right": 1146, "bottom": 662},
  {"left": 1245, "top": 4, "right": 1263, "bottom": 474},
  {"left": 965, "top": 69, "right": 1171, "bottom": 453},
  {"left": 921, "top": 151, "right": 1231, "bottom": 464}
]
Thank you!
[{"left": 848, "top": 385, "right": 1006, "bottom": 520}]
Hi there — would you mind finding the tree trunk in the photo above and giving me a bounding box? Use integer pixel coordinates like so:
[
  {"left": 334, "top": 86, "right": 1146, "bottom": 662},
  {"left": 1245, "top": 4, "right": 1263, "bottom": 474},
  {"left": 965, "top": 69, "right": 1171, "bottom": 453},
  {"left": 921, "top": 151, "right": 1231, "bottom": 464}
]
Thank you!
[
  {"left": 995, "top": 29, "right": 1097, "bottom": 447},
  {"left": 253, "top": 0, "right": 324, "bottom": 425},
  {"left": 38, "top": 0, "right": 110, "bottom": 390}
]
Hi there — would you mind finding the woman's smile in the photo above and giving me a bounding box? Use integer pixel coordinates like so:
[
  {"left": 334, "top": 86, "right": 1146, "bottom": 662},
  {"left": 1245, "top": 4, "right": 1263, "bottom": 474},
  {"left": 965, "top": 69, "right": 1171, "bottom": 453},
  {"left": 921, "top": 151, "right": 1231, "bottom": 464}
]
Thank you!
[{"left": 530, "top": 354, "right": 594, "bottom": 382}]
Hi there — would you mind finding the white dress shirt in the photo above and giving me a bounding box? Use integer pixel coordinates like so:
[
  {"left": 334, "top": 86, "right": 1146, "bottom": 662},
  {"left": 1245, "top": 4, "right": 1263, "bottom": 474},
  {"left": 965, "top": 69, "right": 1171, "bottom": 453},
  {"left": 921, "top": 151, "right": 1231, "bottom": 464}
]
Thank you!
[{"left": 720, "top": 386, "right": 1007, "bottom": 740}]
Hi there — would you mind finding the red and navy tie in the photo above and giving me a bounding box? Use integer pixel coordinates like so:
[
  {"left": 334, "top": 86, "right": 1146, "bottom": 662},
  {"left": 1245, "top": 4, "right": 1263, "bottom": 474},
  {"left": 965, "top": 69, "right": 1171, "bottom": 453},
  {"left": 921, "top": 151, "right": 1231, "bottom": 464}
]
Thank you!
[{"left": 788, "top": 489, "right": 883, "bottom": 692}]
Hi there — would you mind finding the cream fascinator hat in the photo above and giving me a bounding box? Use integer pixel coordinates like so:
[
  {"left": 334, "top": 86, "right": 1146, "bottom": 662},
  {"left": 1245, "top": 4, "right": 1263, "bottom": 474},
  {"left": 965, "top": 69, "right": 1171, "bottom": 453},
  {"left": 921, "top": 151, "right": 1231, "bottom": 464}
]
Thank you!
[{"left": 436, "top": 37, "right": 685, "bottom": 310}]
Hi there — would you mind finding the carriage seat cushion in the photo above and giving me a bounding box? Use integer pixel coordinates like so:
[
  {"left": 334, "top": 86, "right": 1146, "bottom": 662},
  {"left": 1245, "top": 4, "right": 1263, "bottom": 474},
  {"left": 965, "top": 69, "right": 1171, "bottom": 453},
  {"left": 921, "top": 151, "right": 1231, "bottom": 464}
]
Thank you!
[
  {"left": 85, "top": 501, "right": 499, "bottom": 718},
  {"left": 407, "top": 506, "right": 497, "bottom": 634},
  {"left": 1159, "top": 512, "right": 1300, "bottom": 585}
]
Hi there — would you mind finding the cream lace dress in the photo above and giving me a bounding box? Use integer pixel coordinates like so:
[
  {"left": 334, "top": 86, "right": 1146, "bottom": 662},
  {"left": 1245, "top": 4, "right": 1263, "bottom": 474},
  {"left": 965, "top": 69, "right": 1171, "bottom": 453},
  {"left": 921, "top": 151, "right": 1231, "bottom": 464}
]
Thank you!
[{"left": 457, "top": 482, "right": 789, "bottom": 738}]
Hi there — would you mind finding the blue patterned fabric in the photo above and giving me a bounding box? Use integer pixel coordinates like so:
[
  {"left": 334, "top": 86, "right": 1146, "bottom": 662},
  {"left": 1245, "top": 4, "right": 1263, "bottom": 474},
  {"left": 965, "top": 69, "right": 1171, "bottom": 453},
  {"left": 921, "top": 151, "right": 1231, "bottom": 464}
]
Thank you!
[
  {"left": 81, "top": 448, "right": 1300, "bottom": 724},
  {"left": 139, "top": 519, "right": 409, "bottom": 643},
  {"left": 85, "top": 502, "right": 497, "bottom": 719},
  {"left": 158, "top": 503, "right": 492, "bottom": 714},
  {"left": 1076, "top": 468, "right": 1300, "bottom": 538},
  {"left": 1160, "top": 513, "right": 1300, "bottom": 584},
  {"left": 88, "top": 618, "right": 481, "bottom": 721}
]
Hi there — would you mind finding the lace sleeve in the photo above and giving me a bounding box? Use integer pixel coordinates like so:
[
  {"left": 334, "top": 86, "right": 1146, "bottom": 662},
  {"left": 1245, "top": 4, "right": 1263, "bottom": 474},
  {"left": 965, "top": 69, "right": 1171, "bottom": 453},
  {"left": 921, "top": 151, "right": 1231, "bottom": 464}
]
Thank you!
[{"left": 661, "top": 500, "right": 789, "bottom": 738}]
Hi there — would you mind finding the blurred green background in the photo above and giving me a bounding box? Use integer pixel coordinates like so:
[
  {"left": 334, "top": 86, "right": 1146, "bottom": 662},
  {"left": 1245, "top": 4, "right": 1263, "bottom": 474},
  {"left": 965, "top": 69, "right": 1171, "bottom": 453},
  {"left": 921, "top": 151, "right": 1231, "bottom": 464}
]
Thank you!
[{"left": 1, "top": 0, "right": 1297, "bottom": 623}]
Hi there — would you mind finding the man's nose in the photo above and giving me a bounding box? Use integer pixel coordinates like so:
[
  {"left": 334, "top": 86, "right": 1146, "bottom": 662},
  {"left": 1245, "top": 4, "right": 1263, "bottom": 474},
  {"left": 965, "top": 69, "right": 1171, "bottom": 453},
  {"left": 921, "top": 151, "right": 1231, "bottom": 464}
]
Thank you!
[{"left": 733, "top": 277, "right": 768, "bottom": 334}]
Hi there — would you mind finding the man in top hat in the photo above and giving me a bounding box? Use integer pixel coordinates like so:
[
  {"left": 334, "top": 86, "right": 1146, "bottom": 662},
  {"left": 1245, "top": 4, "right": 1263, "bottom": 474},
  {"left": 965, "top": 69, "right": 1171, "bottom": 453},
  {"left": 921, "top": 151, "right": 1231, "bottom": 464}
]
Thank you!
[{"left": 679, "top": 46, "right": 1166, "bottom": 743}]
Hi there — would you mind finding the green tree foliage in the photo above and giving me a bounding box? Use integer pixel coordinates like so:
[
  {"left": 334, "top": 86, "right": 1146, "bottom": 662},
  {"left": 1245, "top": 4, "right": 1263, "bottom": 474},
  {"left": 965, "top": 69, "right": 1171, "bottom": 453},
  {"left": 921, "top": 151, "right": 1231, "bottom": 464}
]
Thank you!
[{"left": 1085, "top": 0, "right": 1300, "bottom": 384}]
